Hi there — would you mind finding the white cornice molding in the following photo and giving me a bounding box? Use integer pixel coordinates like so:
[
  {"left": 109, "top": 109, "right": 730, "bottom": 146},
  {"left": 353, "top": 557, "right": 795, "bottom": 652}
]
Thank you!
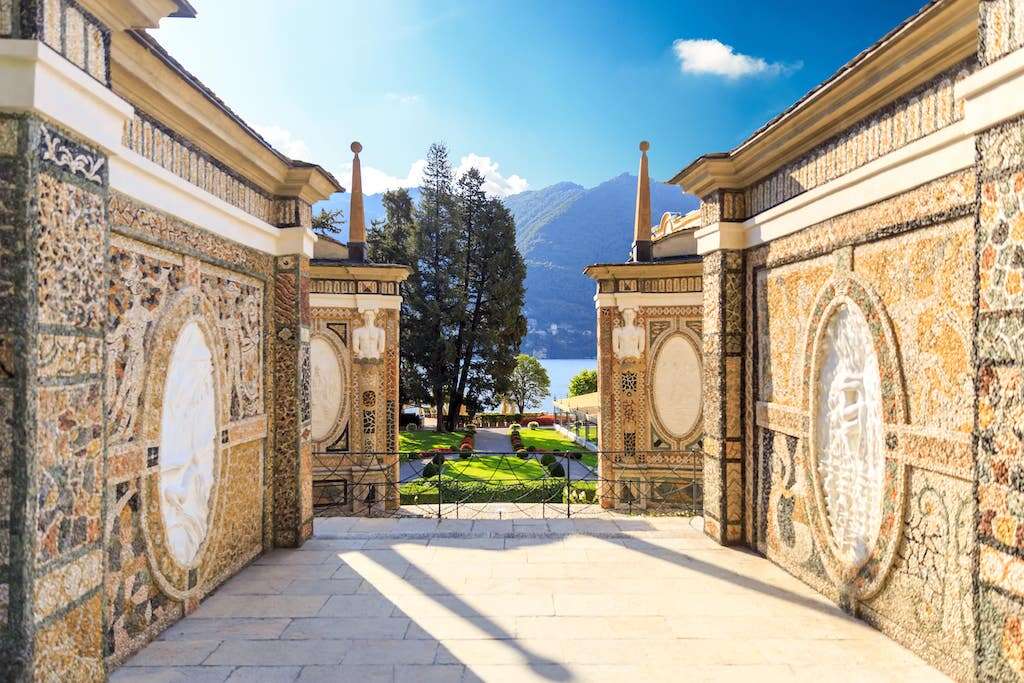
[
  {"left": 733, "top": 120, "right": 975, "bottom": 252},
  {"left": 959, "top": 47, "right": 1024, "bottom": 134},
  {"left": 695, "top": 221, "right": 745, "bottom": 255},
  {"left": 0, "top": 40, "right": 134, "bottom": 153},
  {"left": 309, "top": 293, "right": 403, "bottom": 311},
  {"left": 110, "top": 149, "right": 316, "bottom": 257},
  {"left": 594, "top": 292, "right": 703, "bottom": 309}
]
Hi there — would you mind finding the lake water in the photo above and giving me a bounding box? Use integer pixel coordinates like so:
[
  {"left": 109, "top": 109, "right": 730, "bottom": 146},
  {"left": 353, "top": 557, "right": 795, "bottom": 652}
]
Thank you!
[{"left": 540, "top": 358, "right": 596, "bottom": 412}]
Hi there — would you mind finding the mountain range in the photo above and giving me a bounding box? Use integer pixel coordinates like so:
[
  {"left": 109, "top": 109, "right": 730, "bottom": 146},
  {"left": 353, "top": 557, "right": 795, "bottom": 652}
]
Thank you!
[{"left": 313, "top": 173, "right": 698, "bottom": 358}]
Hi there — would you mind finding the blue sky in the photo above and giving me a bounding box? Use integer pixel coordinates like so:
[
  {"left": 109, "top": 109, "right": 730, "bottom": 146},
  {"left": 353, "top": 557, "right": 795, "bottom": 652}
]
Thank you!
[{"left": 152, "top": 0, "right": 927, "bottom": 195}]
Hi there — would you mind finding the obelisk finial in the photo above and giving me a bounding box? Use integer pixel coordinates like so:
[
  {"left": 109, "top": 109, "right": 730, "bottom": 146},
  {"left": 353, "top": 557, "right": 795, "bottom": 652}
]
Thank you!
[
  {"left": 347, "top": 141, "right": 366, "bottom": 262},
  {"left": 632, "top": 140, "right": 652, "bottom": 262}
]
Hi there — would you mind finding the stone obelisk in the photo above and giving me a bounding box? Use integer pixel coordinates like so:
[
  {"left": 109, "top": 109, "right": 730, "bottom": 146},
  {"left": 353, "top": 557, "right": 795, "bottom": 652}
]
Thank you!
[
  {"left": 348, "top": 141, "right": 366, "bottom": 262},
  {"left": 632, "top": 141, "right": 652, "bottom": 262}
]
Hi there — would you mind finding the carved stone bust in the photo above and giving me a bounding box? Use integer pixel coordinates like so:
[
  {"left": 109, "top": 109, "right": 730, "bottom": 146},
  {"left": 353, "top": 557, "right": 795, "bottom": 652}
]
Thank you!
[
  {"left": 612, "top": 307, "right": 644, "bottom": 361},
  {"left": 353, "top": 309, "right": 385, "bottom": 361}
]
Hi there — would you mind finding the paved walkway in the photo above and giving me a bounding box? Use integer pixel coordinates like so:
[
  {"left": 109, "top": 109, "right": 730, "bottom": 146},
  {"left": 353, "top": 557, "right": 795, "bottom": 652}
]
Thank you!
[{"left": 113, "top": 517, "right": 947, "bottom": 682}]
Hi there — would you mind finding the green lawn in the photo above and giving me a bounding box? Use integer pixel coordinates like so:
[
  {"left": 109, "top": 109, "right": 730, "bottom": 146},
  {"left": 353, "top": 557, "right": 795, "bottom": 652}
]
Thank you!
[
  {"left": 516, "top": 428, "right": 598, "bottom": 470},
  {"left": 445, "top": 455, "right": 546, "bottom": 481},
  {"left": 398, "top": 430, "right": 466, "bottom": 453},
  {"left": 516, "top": 428, "right": 578, "bottom": 452}
]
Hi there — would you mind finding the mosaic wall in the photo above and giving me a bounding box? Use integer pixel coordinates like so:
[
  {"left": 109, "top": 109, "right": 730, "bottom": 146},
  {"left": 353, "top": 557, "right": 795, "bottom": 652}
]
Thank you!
[
  {"left": 975, "top": 108, "right": 1024, "bottom": 678},
  {"left": 103, "top": 198, "right": 270, "bottom": 667},
  {"left": 596, "top": 300, "right": 703, "bottom": 511},
  {"left": 981, "top": 0, "right": 1024, "bottom": 64},
  {"left": 701, "top": 251, "right": 745, "bottom": 543},
  {"left": 122, "top": 112, "right": 313, "bottom": 228},
  {"left": 745, "top": 172, "right": 978, "bottom": 679},
  {"left": 309, "top": 303, "right": 401, "bottom": 516},
  {"left": 0, "top": 0, "right": 109, "bottom": 85}
]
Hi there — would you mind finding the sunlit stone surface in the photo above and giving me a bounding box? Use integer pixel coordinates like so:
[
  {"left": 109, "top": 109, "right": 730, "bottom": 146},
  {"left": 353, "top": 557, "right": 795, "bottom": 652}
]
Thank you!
[
  {"left": 815, "top": 303, "right": 885, "bottom": 570},
  {"left": 310, "top": 336, "right": 343, "bottom": 441},
  {"left": 159, "top": 321, "right": 217, "bottom": 566},
  {"left": 652, "top": 334, "right": 702, "bottom": 438}
]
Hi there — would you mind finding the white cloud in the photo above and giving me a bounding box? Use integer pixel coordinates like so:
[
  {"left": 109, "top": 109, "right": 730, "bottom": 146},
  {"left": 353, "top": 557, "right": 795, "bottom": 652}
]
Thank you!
[
  {"left": 672, "top": 39, "right": 800, "bottom": 79},
  {"left": 385, "top": 92, "right": 421, "bottom": 106},
  {"left": 455, "top": 153, "right": 529, "bottom": 197},
  {"left": 338, "top": 153, "right": 528, "bottom": 198},
  {"left": 253, "top": 123, "right": 311, "bottom": 160}
]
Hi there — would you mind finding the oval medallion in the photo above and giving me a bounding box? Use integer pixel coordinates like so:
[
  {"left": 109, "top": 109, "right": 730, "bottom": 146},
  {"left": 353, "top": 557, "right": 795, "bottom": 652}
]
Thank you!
[
  {"left": 652, "top": 333, "right": 702, "bottom": 439},
  {"left": 159, "top": 321, "right": 217, "bottom": 566},
  {"left": 815, "top": 303, "right": 885, "bottom": 570},
  {"left": 310, "top": 336, "right": 344, "bottom": 442}
]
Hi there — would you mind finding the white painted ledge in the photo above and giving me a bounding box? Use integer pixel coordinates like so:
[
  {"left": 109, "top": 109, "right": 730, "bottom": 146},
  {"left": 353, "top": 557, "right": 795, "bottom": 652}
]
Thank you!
[
  {"left": 696, "top": 120, "right": 975, "bottom": 255},
  {"left": 594, "top": 292, "right": 703, "bottom": 309},
  {"left": 0, "top": 40, "right": 133, "bottom": 153},
  {"left": 310, "top": 293, "right": 403, "bottom": 311},
  {"left": 959, "top": 46, "right": 1024, "bottom": 134},
  {"left": 0, "top": 39, "right": 319, "bottom": 259}
]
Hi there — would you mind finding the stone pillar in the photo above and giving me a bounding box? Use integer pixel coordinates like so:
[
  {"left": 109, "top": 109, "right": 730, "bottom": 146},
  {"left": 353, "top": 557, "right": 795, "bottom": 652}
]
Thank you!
[
  {"left": 701, "top": 246, "right": 745, "bottom": 545},
  {"left": 0, "top": 115, "right": 109, "bottom": 680},
  {"left": 271, "top": 253, "right": 314, "bottom": 547},
  {"left": 973, "top": 1, "right": 1024, "bottom": 676}
]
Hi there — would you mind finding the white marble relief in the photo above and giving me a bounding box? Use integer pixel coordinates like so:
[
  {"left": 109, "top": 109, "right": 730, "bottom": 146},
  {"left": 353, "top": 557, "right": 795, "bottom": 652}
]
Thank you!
[
  {"left": 612, "top": 308, "right": 644, "bottom": 360},
  {"left": 159, "top": 321, "right": 217, "bottom": 566},
  {"left": 310, "top": 336, "right": 344, "bottom": 442},
  {"left": 815, "top": 303, "right": 885, "bottom": 570},
  {"left": 652, "top": 334, "right": 702, "bottom": 438},
  {"left": 212, "top": 280, "right": 262, "bottom": 419},
  {"left": 353, "top": 309, "right": 385, "bottom": 361}
]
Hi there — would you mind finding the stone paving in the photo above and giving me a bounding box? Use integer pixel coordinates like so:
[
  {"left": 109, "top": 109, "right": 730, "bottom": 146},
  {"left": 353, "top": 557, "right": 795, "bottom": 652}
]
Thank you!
[{"left": 113, "top": 516, "right": 948, "bottom": 682}]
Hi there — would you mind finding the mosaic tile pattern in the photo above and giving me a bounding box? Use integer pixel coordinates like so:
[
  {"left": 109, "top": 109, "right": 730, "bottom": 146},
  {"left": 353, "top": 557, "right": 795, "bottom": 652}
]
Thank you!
[
  {"left": 7, "top": 0, "right": 109, "bottom": 84},
  {"left": 976, "top": 102, "right": 1024, "bottom": 676},
  {"left": 981, "top": 0, "right": 1024, "bottom": 65},
  {"left": 743, "top": 60, "right": 974, "bottom": 220},
  {"left": 123, "top": 113, "right": 313, "bottom": 228}
]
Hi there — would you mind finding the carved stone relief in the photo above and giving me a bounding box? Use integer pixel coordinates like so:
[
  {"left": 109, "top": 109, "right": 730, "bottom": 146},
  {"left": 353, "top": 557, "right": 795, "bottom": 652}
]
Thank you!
[
  {"left": 310, "top": 335, "right": 344, "bottom": 442},
  {"left": 202, "top": 273, "right": 263, "bottom": 421},
  {"left": 814, "top": 301, "right": 885, "bottom": 571},
  {"left": 612, "top": 307, "right": 644, "bottom": 360},
  {"left": 158, "top": 321, "right": 217, "bottom": 566},
  {"left": 651, "top": 332, "right": 702, "bottom": 440},
  {"left": 353, "top": 309, "right": 385, "bottom": 360}
]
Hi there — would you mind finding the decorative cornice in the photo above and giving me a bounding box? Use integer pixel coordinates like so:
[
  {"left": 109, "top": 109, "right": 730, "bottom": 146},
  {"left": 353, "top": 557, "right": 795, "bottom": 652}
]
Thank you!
[
  {"left": 670, "top": 0, "right": 977, "bottom": 198},
  {"left": 583, "top": 261, "right": 703, "bottom": 281}
]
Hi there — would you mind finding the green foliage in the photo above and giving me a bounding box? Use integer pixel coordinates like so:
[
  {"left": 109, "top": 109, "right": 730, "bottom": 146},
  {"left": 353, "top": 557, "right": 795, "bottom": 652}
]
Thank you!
[
  {"left": 567, "top": 369, "right": 598, "bottom": 397},
  {"left": 390, "top": 143, "right": 527, "bottom": 431},
  {"left": 547, "top": 461, "right": 565, "bottom": 477},
  {"left": 421, "top": 462, "right": 441, "bottom": 479},
  {"left": 505, "top": 354, "right": 550, "bottom": 414},
  {"left": 312, "top": 207, "right": 345, "bottom": 239},
  {"left": 540, "top": 453, "right": 556, "bottom": 467},
  {"left": 516, "top": 427, "right": 577, "bottom": 452},
  {"left": 527, "top": 420, "right": 539, "bottom": 429},
  {"left": 398, "top": 431, "right": 465, "bottom": 453}
]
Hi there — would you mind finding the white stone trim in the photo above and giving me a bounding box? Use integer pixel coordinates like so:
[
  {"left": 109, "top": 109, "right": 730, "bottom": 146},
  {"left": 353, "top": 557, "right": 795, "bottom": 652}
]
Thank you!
[
  {"left": 958, "top": 47, "right": 1024, "bottom": 135},
  {"left": 110, "top": 150, "right": 315, "bottom": 258},
  {"left": 0, "top": 40, "right": 133, "bottom": 153},
  {"left": 696, "top": 120, "right": 976, "bottom": 255},
  {"left": 1, "top": 39, "right": 320, "bottom": 259},
  {"left": 594, "top": 292, "right": 703, "bottom": 309},
  {"left": 695, "top": 221, "right": 745, "bottom": 254},
  {"left": 310, "top": 293, "right": 403, "bottom": 310}
]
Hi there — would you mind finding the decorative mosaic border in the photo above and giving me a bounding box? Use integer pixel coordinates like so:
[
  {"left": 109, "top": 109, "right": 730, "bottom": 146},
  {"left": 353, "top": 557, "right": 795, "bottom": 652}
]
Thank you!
[
  {"left": 2, "top": 0, "right": 110, "bottom": 85},
  {"left": 123, "top": 112, "right": 312, "bottom": 229}
]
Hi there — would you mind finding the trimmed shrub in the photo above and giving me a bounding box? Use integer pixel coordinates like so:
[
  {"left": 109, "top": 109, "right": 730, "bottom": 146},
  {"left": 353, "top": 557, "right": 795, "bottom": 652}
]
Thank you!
[
  {"left": 569, "top": 451, "right": 583, "bottom": 460},
  {"left": 527, "top": 421, "right": 539, "bottom": 429},
  {"left": 547, "top": 461, "right": 565, "bottom": 477},
  {"left": 509, "top": 423, "right": 521, "bottom": 430},
  {"left": 405, "top": 423, "right": 419, "bottom": 431},
  {"left": 526, "top": 445, "right": 536, "bottom": 453},
  {"left": 516, "top": 448, "right": 529, "bottom": 459},
  {"left": 422, "top": 462, "right": 440, "bottom": 479},
  {"left": 540, "top": 453, "right": 556, "bottom": 467},
  {"left": 458, "top": 446, "right": 471, "bottom": 459},
  {"left": 431, "top": 453, "right": 447, "bottom": 467}
]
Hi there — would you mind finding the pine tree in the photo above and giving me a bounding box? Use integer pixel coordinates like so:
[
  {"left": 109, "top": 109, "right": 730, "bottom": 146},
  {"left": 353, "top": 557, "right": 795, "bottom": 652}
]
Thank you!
[{"left": 405, "top": 144, "right": 459, "bottom": 429}]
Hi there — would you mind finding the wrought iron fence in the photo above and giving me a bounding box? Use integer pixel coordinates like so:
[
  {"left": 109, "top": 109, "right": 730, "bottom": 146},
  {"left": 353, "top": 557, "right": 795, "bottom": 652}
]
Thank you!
[{"left": 312, "top": 448, "right": 703, "bottom": 519}]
